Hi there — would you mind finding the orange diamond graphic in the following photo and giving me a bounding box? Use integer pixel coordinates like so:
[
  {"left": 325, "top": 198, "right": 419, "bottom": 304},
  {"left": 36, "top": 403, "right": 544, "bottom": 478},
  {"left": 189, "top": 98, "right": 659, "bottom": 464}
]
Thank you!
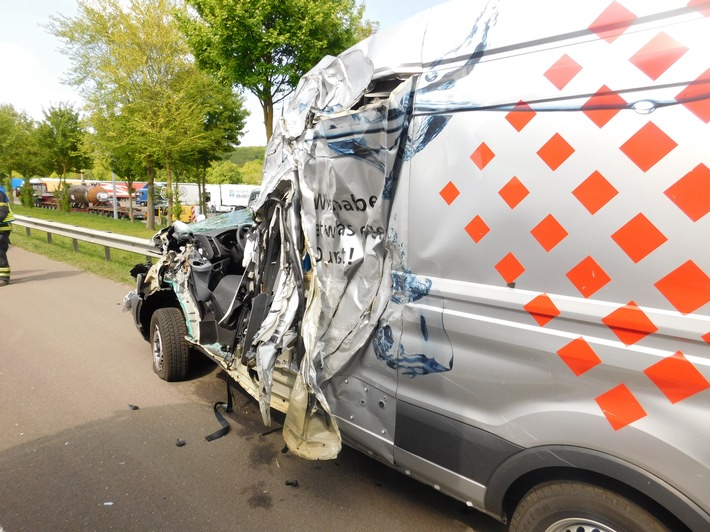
[
  {"left": 524, "top": 293, "right": 560, "bottom": 327},
  {"left": 596, "top": 384, "right": 647, "bottom": 431},
  {"left": 655, "top": 260, "right": 710, "bottom": 314},
  {"left": 495, "top": 253, "right": 525, "bottom": 284},
  {"left": 557, "top": 337, "right": 602, "bottom": 376},
  {"left": 440, "top": 181, "right": 460, "bottom": 205},
  {"left": 588, "top": 1, "right": 637, "bottom": 43},
  {"left": 644, "top": 351, "right": 710, "bottom": 404},
  {"left": 582, "top": 85, "right": 627, "bottom": 128},
  {"left": 665, "top": 164, "right": 710, "bottom": 222},
  {"left": 538, "top": 133, "right": 575, "bottom": 171},
  {"left": 531, "top": 214, "right": 568, "bottom": 252},
  {"left": 499, "top": 176, "right": 529, "bottom": 209},
  {"left": 465, "top": 215, "right": 490, "bottom": 243},
  {"left": 573, "top": 171, "right": 619, "bottom": 214},
  {"left": 689, "top": 0, "right": 710, "bottom": 16},
  {"left": 703, "top": 331, "right": 710, "bottom": 344},
  {"left": 544, "top": 54, "right": 582, "bottom": 90},
  {"left": 630, "top": 32, "right": 688, "bottom": 81},
  {"left": 505, "top": 100, "right": 537, "bottom": 132},
  {"left": 470, "top": 143, "right": 495, "bottom": 170},
  {"left": 611, "top": 213, "right": 667, "bottom": 263},
  {"left": 620, "top": 122, "right": 677, "bottom": 172},
  {"left": 602, "top": 301, "right": 658, "bottom": 345},
  {"left": 676, "top": 68, "right": 710, "bottom": 123},
  {"left": 566, "top": 256, "right": 611, "bottom": 298}
]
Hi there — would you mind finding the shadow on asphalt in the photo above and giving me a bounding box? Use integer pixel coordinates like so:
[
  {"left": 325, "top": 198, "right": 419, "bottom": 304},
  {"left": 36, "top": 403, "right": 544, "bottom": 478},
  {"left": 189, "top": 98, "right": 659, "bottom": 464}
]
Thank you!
[{"left": 10, "top": 268, "right": 84, "bottom": 283}]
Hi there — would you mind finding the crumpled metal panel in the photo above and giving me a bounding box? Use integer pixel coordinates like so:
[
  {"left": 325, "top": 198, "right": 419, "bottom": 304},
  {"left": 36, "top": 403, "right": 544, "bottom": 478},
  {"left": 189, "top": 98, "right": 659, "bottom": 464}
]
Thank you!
[
  {"left": 246, "top": 0, "right": 504, "bottom": 459},
  {"left": 249, "top": 50, "right": 416, "bottom": 457}
]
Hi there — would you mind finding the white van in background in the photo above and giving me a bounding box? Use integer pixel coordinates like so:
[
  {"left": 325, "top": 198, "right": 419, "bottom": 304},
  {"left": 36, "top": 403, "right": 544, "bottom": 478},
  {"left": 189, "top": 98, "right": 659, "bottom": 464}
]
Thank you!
[{"left": 206, "top": 184, "right": 260, "bottom": 212}]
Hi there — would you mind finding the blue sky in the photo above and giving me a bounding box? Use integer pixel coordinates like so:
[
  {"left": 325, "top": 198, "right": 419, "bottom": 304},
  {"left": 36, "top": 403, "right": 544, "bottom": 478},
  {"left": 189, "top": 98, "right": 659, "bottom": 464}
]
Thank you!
[{"left": 0, "top": 0, "right": 446, "bottom": 146}]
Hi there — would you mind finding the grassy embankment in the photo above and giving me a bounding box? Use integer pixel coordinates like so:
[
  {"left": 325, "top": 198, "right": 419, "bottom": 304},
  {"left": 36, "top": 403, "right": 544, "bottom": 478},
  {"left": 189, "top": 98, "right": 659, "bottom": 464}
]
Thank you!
[{"left": 10, "top": 204, "right": 166, "bottom": 286}]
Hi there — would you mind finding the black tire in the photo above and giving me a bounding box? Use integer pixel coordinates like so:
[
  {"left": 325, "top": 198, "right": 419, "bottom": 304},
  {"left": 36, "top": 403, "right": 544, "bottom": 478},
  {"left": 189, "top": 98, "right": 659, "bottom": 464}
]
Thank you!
[
  {"left": 509, "top": 480, "right": 670, "bottom": 532},
  {"left": 149, "top": 307, "right": 190, "bottom": 381}
]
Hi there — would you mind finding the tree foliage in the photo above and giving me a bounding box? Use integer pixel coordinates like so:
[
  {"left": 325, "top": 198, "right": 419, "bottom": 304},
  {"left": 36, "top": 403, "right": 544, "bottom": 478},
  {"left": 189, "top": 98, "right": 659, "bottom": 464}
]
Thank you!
[
  {"left": 49, "top": 0, "right": 247, "bottom": 228},
  {"left": 36, "top": 104, "right": 91, "bottom": 180},
  {"left": 227, "top": 146, "right": 265, "bottom": 166},
  {"left": 0, "top": 105, "right": 22, "bottom": 180},
  {"left": 179, "top": 0, "right": 376, "bottom": 141},
  {"left": 0, "top": 104, "right": 50, "bottom": 183},
  {"left": 206, "top": 159, "right": 243, "bottom": 184},
  {"left": 35, "top": 104, "right": 93, "bottom": 210},
  {"left": 239, "top": 159, "right": 263, "bottom": 185}
]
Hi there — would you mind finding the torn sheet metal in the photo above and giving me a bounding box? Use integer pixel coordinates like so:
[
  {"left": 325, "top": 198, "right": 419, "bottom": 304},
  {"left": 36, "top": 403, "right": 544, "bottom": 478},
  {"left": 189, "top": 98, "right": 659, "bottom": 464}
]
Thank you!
[{"left": 248, "top": 0, "right": 501, "bottom": 459}]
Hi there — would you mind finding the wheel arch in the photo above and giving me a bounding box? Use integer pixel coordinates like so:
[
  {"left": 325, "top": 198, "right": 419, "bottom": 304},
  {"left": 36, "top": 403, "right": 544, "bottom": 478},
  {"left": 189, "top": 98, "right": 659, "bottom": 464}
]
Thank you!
[
  {"left": 138, "top": 290, "right": 182, "bottom": 341},
  {"left": 484, "top": 445, "right": 704, "bottom": 531}
]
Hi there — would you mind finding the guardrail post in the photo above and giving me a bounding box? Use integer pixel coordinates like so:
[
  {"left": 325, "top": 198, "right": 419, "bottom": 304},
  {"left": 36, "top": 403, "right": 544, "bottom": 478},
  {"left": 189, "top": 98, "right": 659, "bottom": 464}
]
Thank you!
[
  {"left": 105, "top": 247, "right": 111, "bottom": 262},
  {"left": 25, "top": 227, "right": 31, "bottom": 237},
  {"left": 47, "top": 233, "right": 52, "bottom": 244},
  {"left": 73, "top": 239, "right": 79, "bottom": 253}
]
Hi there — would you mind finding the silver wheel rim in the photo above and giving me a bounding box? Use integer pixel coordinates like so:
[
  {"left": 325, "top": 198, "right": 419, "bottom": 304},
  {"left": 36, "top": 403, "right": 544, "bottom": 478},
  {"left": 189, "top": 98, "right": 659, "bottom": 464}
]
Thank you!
[
  {"left": 545, "top": 518, "right": 617, "bottom": 532},
  {"left": 152, "top": 325, "right": 164, "bottom": 372}
]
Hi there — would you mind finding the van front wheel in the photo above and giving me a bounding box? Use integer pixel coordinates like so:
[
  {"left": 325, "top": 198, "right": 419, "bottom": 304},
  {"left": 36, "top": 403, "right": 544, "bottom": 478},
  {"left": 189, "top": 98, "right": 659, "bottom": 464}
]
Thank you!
[
  {"left": 150, "top": 307, "right": 190, "bottom": 382},
  {"left": 509, "top": 480, "right": 670, "bottom": 532}
]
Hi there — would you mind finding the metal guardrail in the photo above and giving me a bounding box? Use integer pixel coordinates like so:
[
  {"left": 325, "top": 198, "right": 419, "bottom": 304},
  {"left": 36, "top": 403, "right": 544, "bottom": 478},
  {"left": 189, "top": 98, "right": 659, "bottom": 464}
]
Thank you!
[{"left": 13, "top": 214, "right": 162, "bottom": 261}]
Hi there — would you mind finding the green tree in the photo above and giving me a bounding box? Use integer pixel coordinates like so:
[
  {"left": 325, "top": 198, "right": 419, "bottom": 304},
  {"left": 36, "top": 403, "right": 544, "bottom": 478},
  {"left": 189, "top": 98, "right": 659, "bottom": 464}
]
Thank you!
[
  {"left": 35, "top": 104, "right": 92, "bottom": 210},
  {"left": 0, "top": 104, "right": 21, "bottom": 182},
  {"left": 49, "top": 0, "right": 247, "bottom": 228},
  {"left": 177, "top": 76, "right": 248, "bottom": 215},
  {"left": 16, "top": 118, "right": 50, "bottom": 182},
  {"left": 179, "top": 0, "right": 376, "bottom": 141},
  {"left": 227, "top": 146, "right": 265, "bottom": 166},
  {"left": 0, "top": 105, "right": 48, "bottom": 186},
  {"left": 239, "top": 159, "right": 263, "bottom": 185},
  {"left": 206, "top": 159, "right": 243, "bottom": 184}
]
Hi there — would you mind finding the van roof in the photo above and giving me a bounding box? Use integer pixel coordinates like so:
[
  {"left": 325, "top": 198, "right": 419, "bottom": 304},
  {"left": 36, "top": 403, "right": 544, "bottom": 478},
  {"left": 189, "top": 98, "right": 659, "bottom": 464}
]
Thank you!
[{"left": 351, "top": 0, "right": 698, "bottom": 81}]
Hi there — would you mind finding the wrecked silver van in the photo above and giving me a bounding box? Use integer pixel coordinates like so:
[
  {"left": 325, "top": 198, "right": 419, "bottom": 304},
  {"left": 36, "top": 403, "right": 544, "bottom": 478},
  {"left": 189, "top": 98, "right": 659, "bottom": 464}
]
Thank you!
[{"left": 125, "top": 0, "right": 710, "bottom": 529}]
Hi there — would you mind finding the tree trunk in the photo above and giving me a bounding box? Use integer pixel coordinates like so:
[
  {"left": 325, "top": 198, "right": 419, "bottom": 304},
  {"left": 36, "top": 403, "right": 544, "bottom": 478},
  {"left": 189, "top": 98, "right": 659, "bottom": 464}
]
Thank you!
[
  {"left": 165, "top": 158, "right": 173, "bottom": 225},
  {"left": 127, "top": 178, "right": 134, "bottom": 222},
  {"left": 147, "top": 164, "right": 155, "bottom": 232},
  {"left": 261, "top": 95, "right": 274, "bottom": 142}
]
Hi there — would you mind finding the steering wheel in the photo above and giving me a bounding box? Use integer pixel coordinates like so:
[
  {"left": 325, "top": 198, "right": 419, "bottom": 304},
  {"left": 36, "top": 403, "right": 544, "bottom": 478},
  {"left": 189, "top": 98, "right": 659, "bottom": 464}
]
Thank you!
[{"left": 236, "top": 224, "right": 252, "bottom": 251}]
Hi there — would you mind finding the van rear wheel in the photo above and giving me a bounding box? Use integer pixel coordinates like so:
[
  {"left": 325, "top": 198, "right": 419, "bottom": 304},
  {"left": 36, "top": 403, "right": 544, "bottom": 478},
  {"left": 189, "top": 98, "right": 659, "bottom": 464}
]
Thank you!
[
  {"left": 509, "top": 480, "right": 670, "bottom": 532},
  {"left": 150, "top": 307, "right": 190, "bottom": 381}
]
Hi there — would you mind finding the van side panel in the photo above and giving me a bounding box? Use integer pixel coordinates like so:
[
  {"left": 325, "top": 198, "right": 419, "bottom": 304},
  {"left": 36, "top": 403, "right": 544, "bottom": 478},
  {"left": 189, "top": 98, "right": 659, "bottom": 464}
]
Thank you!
[{"left": 389, "top": 1, "right": 710, "bottom": 521}]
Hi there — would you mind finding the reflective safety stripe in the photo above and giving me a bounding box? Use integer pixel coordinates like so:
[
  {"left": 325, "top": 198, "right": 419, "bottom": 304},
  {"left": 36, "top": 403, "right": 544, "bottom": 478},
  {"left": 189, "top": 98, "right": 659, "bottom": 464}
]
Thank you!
[{"left": 0, "top": 193, "right": 14, "bottom": 225}]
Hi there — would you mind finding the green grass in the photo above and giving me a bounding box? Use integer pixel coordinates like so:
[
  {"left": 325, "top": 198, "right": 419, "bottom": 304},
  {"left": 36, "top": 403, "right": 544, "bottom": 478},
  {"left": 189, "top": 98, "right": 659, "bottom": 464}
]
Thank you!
[{"left": 11, "top": 204, "right": 166, "bottom": 286}]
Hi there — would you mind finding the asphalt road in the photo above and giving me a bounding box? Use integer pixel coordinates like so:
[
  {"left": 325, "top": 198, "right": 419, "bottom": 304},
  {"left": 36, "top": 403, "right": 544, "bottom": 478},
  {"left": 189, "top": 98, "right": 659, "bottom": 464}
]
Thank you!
[{"left": 0, "top": 247, "right": 506, "bottom": 532}]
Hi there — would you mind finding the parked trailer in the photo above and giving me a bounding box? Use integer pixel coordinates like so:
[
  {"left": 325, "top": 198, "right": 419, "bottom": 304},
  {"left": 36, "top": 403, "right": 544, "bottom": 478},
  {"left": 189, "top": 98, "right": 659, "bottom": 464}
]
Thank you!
[
  {"left": 33, "top": 181, "right": 147, "bottom": 219},
  {"left": 136, "top": 182, "right": 204, "bottom": 207}
]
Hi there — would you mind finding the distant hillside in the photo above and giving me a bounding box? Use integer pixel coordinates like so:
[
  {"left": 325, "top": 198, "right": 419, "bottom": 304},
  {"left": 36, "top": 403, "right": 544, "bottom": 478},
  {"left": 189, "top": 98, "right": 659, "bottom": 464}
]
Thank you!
[{"left": 227, "top": 146, "right": 266, "bottom": 166}]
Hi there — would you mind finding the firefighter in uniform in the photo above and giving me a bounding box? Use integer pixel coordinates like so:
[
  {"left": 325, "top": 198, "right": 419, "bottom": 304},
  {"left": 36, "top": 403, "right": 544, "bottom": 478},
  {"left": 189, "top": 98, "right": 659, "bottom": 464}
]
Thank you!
[{"left": 0, "top": 188, "right": 14, "bottom": 286}]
